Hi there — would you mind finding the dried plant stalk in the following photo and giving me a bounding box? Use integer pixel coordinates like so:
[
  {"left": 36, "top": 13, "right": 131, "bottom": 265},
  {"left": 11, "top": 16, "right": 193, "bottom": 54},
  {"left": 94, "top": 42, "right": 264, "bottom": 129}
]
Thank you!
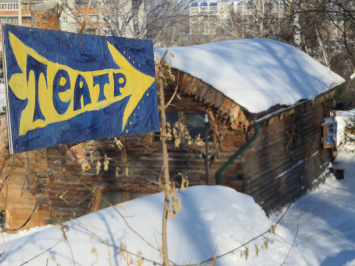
[{"left": 66, "top": 143, "right": 91, "bottom": 171}]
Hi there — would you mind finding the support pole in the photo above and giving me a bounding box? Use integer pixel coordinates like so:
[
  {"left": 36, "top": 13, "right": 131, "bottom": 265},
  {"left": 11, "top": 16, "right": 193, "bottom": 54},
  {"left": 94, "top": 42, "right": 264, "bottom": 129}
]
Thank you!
[
  {"left": 205, "top": 114, "right": 209, "bottom": 185},
  {"left": 158, "top": 49, "right": 170, "bottom": 266},
  {"left": 18, "top": 0, "right": 22, "bottom": 26},
  {"left": 80, "top": 0, "right": 92, "bottom": 34}
]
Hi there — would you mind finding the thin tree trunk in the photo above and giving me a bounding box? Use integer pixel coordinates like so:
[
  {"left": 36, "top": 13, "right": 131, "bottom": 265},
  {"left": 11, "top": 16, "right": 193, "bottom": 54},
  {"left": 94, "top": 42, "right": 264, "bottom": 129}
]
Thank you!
[
  {"left": 158, "top": 49, "right": 170, "bottom": 266},
  {"left": 316, "top": 26, "right": 330, "bottom": 68},
  {"left": 292, "top": 1, "right": 302, "bottom": 49},
  {"left": 132, "top": 0, "right": 143, "bottom": 38}
]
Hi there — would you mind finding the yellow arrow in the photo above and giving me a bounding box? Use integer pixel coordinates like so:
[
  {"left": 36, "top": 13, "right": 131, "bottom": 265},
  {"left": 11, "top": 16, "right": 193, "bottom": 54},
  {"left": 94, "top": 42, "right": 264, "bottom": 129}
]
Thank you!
[{"left": 8, "top": 32, "right": 155, "bottom": 136}]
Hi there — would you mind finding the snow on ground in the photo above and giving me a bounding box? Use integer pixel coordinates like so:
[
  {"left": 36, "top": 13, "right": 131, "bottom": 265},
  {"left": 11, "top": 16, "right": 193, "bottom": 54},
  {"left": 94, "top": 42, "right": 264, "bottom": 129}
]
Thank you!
[
  {"left": 270, "top": 146, "right": 355, "bottom": 266},
  {"left": 0, "top": 83, "right": 5, "bottom": 110},
  {"left": 0, "top": 225, "right": 52, "bottom": 244},
  {"left": 2, "top": 109, "right": 355, "bottom": 265},
  {"left": 335, "top": 109, "right": 355, "bottom": 147},
  {"left": 0, "top": 186, "right": 319, "bottom": 266},
  {"left": 154, "top": 39, "right": 345, "bottom": 114}
]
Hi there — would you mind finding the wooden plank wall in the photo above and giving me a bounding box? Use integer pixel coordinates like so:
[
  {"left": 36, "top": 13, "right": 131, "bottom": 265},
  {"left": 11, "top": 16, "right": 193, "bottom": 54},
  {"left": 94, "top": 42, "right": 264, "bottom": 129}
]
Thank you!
[
  {"left": 40, "top": 90, "right": 246, "bottom": 222},
  {"left": 1, "top": 85, "right": 336, "bottom": 227},
  {"left": 242, "top": 98, "right": 333, "bottom": 213},
  {"left": 0, "top": 150, "right": 48, "bottom": 232}
]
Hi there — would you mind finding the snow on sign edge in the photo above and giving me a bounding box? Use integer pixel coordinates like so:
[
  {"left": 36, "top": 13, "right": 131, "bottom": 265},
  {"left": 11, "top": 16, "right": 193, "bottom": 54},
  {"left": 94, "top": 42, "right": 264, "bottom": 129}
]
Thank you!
[{"left": 154, "top": 39, "right": 345, "bottom": 114}]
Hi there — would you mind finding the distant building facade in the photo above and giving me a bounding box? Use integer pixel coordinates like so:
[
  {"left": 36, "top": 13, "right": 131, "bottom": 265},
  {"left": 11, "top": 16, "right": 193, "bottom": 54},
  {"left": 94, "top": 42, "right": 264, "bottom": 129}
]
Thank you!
[
  {"left": 0, "top": 0, "right": 44, "bottom": 55},
  {"left": 0, "top": 0, "right": 38, "bottom": 28},
  {"left": 69, "top": 0, "right": 114, "bottom": 36},
  {"left": 0, "top": 0, "right": 143, "bottom": 58},
  {"left": 189, "top": 0, "right": 286, "bottom": 36}
]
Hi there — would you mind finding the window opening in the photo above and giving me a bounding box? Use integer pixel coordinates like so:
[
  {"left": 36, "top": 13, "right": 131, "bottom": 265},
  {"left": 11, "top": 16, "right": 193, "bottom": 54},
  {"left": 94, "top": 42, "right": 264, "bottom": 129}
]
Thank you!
[
  {"left": 0, "top": 210, "right": 4, "bottom": 230},
  {"left": 131, "top": 192, "right": 153, "bottom": 200},
  {"left": 154, "top": 112, "right": 213, "bottom": 143},
  {"left": 186, "top": 113, "right": 213, "bottom": 140},
  {"left": 100, "top": 191, "right": 123, "bottom": 209}
]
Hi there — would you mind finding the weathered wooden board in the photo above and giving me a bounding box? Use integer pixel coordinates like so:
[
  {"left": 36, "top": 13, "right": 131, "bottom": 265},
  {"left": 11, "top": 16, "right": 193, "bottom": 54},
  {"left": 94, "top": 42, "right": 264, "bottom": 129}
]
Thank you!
[{"left": 2, "top": 24, "right": 159, "bottom": 154}]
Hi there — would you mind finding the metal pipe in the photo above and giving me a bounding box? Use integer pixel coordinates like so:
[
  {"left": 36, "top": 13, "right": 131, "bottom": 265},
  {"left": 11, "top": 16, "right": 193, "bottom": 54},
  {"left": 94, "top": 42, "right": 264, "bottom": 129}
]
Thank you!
[
  {"left": 215, "top": 83, "right": 346, "bottom": 186},
  {"left": 216, "top": 119, "right": 260, "bottom": 185}
]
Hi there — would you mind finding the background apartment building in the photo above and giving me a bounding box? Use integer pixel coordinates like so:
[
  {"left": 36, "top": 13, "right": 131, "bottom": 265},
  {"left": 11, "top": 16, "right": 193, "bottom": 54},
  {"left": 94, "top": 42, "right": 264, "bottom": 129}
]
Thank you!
[
  {"left": 0, "top": 0, "right": 40, "bottom": 28},
  {"left": 0, "top": 0, "right": 145, "bottom": 61},
  {"left": 189, "top": 0, "right": 286, "bottom": 36},
  {"left": 0, "top": 0, "right": 142, "bottom": 36}
]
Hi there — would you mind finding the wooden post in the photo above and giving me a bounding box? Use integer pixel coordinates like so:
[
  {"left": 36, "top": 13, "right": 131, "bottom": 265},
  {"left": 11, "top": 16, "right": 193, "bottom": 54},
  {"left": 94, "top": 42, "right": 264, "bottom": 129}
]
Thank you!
[
  {"left": 205, "top": 115, "right": 209, "bottom": 185},
  {"left": 0, "top": 116, "right": 9, "bottom": 174},
  {"left": 31, "top": 2, "right": 62, "bottom": 30},
  {"left": 17, "top": 0, "right": 22, "bottom": 26},
  {"left": 158, "top": 50, "right": 170, "bottom": 266},
  {"left": 80, "top": 0, "right": 92, "bottom": 34}
]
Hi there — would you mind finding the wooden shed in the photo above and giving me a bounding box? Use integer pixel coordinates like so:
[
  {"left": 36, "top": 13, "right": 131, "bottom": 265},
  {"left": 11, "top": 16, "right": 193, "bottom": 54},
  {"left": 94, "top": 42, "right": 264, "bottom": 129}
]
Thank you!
[{"left": 0, "top": 39, "right": 346, "bottom": 231}]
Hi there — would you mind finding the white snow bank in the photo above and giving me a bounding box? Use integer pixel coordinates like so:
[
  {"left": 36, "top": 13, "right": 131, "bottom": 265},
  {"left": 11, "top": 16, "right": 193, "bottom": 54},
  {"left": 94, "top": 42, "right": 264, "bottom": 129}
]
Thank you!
[
  {"left": 155, "top": 39, "right": 345, "bottom": 114},
  {"left": 335, "top": 109, "right": 355, "bottom": 147},
  {"left": 0, "top": 186, "right": 319, "bottom": 266},
  {"left": 270, "top": 148, "right": 355, "bottom": 266},
  {"left": 0, "top": 84, "right": 5, "bottom": 109},
  {"left": 0, "top": 225, "right": 52, "bottom": 244}
]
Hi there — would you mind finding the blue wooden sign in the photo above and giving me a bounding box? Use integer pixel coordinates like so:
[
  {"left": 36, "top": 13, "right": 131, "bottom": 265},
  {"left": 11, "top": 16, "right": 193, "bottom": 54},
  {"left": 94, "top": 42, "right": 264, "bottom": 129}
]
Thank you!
[{"left": 2, "top": 24, "right": 159, "bottom": 154}]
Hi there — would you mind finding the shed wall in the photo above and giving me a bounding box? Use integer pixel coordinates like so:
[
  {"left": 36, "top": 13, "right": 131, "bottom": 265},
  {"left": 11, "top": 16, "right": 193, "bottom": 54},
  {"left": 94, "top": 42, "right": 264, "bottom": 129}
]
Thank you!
[
  {"left": 242, "top": 97, "right": 333, "bottom": 213},
  {"left": 0, "top": 86, "right": 337, "bottom": 230},
  {"left": 40, "top": 91, "right": 246, "bottom": 223},
  {"left": 0, "top": 150, "right": 49, "bottom": 231}
]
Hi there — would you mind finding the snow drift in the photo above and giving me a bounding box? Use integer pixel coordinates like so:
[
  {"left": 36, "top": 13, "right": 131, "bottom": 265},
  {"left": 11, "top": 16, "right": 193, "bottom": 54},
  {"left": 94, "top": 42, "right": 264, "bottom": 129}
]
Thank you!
[
  {"left": 0, "top": 84, "right": 5, "bottom": 110},
  {"left": 0, "top": 186, "right": 319, "bottom": 265},
  {"left": 335, "top": 109, "right": 355, "bottom": 147},
  {"left": 154, "top": 39, "right": 345, "bottom": 114}
]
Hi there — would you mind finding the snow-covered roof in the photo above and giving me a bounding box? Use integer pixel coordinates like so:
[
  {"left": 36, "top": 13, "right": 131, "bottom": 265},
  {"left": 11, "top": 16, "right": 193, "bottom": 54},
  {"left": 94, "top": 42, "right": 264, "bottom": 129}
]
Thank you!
[{"left": 154, "top": 39, "right": 345, "bottom": 114}]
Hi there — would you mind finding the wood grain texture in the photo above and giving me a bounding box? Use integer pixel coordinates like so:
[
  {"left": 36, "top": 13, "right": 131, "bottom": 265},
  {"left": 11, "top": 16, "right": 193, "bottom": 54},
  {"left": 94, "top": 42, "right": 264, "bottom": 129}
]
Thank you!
[
  {"left": 1, "top": 54, "right": 341, "bottom": 228},
  {"left": 242, "top": 98, "right": 333, "bottom": 213},
  {"left": 0, "top": 150, "right": 48, "bottom": 233},
  {"left": 0, "top": 116, "right": 9, "bottom": 174}
]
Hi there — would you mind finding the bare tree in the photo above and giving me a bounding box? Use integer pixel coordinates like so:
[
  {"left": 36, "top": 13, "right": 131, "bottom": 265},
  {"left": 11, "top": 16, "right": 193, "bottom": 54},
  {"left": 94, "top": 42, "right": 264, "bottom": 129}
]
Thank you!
[{"left": 62, "top": 0, "right": 191, "bottom": 46}]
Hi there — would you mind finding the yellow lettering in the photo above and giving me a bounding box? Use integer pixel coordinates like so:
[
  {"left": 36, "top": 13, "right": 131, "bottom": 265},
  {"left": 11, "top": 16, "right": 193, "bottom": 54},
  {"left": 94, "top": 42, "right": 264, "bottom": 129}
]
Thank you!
[{"left": 8, "top": 33, "right": 155, "bottom": 136}]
